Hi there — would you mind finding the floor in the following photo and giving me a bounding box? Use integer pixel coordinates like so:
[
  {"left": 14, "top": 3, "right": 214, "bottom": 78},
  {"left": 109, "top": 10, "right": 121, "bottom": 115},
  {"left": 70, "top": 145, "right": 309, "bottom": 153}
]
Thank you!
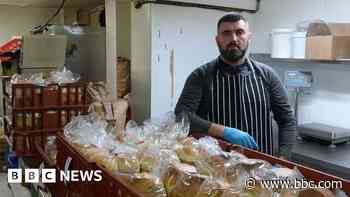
[{"left": 0, "top": 173, "right": 31, "bottom": 197}]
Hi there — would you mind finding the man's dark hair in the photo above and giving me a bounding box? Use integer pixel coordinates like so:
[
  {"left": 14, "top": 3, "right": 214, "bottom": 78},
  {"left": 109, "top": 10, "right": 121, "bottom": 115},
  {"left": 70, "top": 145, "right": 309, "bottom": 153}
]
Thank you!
[{"left": 217, "top": 14, "right": 246, "bottom": 31}]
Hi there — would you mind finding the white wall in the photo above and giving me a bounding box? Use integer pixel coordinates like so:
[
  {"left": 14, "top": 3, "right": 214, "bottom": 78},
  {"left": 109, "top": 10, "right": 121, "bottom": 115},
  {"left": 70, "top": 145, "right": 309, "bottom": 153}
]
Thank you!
[
  {"left": 131, "top": 1, "right": 258, "bottom": 121},
  {"left": 150, "top": 5, "right": 224, "bottom": 118},
  {"left": 0, "top": 5, "right": 63, "bottom": 44},
  {"left": 131, "top": 3, "right": 255, "bottom": 120},
  {"left": 252, "top": 0, "right": 350, "bottom": 129}
]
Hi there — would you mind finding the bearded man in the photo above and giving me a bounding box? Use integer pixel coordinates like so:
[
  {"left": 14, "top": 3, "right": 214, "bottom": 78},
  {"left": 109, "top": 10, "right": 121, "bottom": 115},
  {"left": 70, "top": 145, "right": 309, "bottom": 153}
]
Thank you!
[{"left": 175, "top": 13, "right": 296, "bottom": 159}]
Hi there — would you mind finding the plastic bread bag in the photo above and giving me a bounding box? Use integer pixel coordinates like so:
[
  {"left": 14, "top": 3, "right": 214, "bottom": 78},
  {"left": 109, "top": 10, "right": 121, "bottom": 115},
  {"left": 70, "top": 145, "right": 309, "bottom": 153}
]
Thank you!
[
  {"left": 162, "top": 162, "right": 209, "bottom": 197},
  {"left": 138, "top": 143, "right": 161, "bottom": 173},
  {"left": 124, "top": 120, "right": 145, "bottom": 145},
  {"left": 142, "top": 118, "right": 176, "bottom": 149},
  {"left": 117, "top": 172, "right": 167, "bottom": 197},
  {"left": 216, "top": 159, "right": 252, "bottom": 192},
  {"left": 142, "top": 120, "right": 163, "bottom": 145},
  {"left": 63, "top": 114, "right": 108, "bottom": 148},
  {"left": 239, "top": 158, "right": 272, "bottom": 178},
  {"left": 194, "top": 138, "right": 243, "bottom": 178},
  {"left": 137, "top": 111, "right": 189, "bottom": 149},
  {"left": 147, "top": 111, "right": 189, "bottom": 139},
  {"left": 99, "top": 154, "right": 119, "bottom": 174},
  {"left": 142, "top": 112, "right": 177, "bottom": 147},
  {"left": 172, "top": 110, "right": 190, "bottom": 141},
  {"left": 112, "top": 143, "right": 140, "bottom": 174},
  {"left": 138, "top": 142, "right": 181, "bottom": 180},
  {"left": 11, "top": 73, "right": 45, "bottom": 85},
  {"left": 83, "top": 146, "right": 110, "bottom": 164},
  {"left": 197, "top": 136, "right": 226, "bottom": 159},
  {"left": 191, "top": 137, "right": 229, "bottom": 176},
  {"left": 154, "top": 148, "right": 181, "bottom": 183},
  {"left": 164, "top": 111, "right": 190, "bottom": 143},
  {"left": 148, "top": 111, "right": 176, "bottom": 131},
  {"left": 158, "top": 149, "right": 181, "bottom": 171},
  {"left": 47, "top": 67, "right": 80, "bottom": 85},
  {"left": 125, "top": 146, "right": 180, "bottom": 197},
  {"left": 195, "top": 177, "right": 242, "bottom": 197},
  {"left": 174, "top": 141, "right": 204, "bottom": 165},
  {"left": 227, "top": 150, "right": 248, "bottom": 161},
  {"left": 193, "top": 159, "right": 216, "bottom": 177},
  {"left": 262, "top": 166, "right": 305, "bottom": 195}
]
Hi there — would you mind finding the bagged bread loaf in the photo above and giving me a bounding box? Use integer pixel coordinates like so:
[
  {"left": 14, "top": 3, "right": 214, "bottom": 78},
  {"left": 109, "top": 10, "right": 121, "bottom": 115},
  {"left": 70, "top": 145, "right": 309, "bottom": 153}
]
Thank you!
[
  {"left": 195, "top": 179, "right": 241, "bottom": 197},
  {"left": 175, "top": 145, "right": 203, "bottom": 164},
  {"left": 138, "top": 144, "right": 161, "bottom": 173},
  {"left": 163, "top": 163, "right": 209, "bottom": 197},
  {"left": 84, "top": 147, "right": 110, "bottom": 164},
  {"left": 101, "top": 155, "right": 119, "bottom": 173},
  {"left": 116, "top": 153, "right": 140, "bottom": 173},
  {"left": 117, "top": 172, "right": 167, "bottom": 197}
]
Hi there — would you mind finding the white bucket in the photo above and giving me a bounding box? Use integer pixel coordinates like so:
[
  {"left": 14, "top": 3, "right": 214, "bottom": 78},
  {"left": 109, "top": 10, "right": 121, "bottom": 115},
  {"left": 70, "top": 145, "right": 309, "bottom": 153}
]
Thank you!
[
  {"left": 270, "top": 29, "right": 294, "bottom": 58},
  {"left": 292, "top": 32, "right": 307, "bottom": 59}
]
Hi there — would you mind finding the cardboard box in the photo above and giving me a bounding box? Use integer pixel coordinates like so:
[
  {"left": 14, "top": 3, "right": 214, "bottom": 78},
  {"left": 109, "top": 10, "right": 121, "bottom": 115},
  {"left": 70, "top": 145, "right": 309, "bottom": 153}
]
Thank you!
[{"left": 306, "top": 22, "right": 350, "bottom": 60}]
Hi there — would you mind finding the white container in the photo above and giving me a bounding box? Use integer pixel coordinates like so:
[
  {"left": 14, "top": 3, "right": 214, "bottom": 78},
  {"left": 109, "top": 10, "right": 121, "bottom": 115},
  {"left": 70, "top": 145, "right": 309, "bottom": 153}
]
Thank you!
[
  {"left": 270, "top": 29, "right": 294, "bottom": 58},
  {"left": 292, "top": 32, "right": 307, "bottom": 59}
]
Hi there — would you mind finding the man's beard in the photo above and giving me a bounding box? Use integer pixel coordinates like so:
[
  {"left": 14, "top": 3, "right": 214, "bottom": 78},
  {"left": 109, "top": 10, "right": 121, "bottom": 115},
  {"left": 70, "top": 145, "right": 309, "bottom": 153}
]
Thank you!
[{"left": 219, "top": 44, "right": 247, "bottom": 62}]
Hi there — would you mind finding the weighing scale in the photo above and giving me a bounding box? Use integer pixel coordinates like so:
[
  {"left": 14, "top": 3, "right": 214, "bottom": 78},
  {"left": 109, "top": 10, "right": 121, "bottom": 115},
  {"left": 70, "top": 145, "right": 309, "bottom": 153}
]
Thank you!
[
  {"left": 286, "top": 70, "right": 350, "bottom": 180},
  {"left": 285, "top": 70, "right": 350, "bottom": 147}
]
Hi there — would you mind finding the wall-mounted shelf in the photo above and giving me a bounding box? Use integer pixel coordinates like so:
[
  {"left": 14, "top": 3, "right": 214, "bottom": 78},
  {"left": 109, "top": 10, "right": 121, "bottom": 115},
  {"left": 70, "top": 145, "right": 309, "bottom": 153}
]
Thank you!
[{"left": 251, "top": 53, "right": 350, "bottom": 65}]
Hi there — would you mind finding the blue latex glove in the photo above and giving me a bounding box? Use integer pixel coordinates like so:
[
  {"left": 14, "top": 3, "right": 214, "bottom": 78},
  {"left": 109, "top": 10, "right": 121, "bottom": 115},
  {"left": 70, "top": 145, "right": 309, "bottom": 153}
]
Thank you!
[{"left": 223, "top": 127, "right": 258, "bottom": 150}]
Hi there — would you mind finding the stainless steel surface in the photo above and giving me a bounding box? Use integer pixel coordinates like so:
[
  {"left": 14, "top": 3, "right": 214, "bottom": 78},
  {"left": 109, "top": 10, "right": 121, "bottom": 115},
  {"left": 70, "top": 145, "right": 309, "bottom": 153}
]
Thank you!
[
  {"left": 292, "top": 139, "right": 350, "bottom": 180},
  {"left": 298, "top": 122, "right": 350, "bottom": 143}
]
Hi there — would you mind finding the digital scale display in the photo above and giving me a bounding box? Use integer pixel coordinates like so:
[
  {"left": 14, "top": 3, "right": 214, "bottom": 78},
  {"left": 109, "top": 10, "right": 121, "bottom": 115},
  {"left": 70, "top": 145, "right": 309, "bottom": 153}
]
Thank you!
[{"left": 285, "top": 70, "right": 313, "bottom": 88}]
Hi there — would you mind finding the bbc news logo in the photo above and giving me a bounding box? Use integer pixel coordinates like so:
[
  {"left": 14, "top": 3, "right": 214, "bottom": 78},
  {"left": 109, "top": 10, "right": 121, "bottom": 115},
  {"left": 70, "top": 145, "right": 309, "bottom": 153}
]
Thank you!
[{"left": 8, "top": 169, "right": 102, "bottom": 183}]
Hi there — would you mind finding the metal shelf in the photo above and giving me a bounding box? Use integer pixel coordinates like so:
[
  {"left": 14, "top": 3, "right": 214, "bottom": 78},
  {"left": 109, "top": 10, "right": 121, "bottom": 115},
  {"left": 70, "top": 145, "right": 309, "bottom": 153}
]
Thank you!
[{"left": 251, "top": 53, "right": 350, "bottom": 65}]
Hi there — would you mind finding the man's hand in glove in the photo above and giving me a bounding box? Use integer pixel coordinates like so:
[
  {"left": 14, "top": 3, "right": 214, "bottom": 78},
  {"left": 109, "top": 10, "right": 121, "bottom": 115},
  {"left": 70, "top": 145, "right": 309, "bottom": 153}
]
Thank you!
[{"left": 223, "top": 127, "right": 258, "bottom": 150}]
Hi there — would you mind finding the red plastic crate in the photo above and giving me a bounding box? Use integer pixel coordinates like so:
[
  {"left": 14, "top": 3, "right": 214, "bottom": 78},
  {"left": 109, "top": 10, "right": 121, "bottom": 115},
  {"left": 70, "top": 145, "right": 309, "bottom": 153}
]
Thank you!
[
  {"left": 55, "top": 133, "right": 97, "bottom": 197},
  {"left": 12, "top": 129, "right": 57, "bottom": 157},
  {"left": 5, "top": 81, "right": 90, "bottom": 157},
  {"left": 56, "top": 133, "right": 142, "bottom": 197},
  {"left": 95, "top": 165, "right": 141, "bottom": 197},
  {"left": 55, "top": 132, "right": 350, "bottom": 197},
  {"left": 12, "top": 82, "right": 88, "bottom": 109}
]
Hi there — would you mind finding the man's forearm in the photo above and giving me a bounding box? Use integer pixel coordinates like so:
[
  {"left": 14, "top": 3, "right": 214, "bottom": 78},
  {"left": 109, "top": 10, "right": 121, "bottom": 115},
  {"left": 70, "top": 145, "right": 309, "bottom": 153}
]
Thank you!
[
  {"left": 179, "top": 110, "right": 225, "bottom": 138},
  {"left": 208, "top": 123, "right": 225, "bottom": 138}
]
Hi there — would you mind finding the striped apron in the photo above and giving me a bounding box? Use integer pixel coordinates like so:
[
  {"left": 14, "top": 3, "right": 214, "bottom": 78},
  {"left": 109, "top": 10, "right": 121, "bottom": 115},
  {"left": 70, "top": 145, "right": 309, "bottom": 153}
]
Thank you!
[{"left": 206, "top": 59, "right": 274, "bottom": 155}]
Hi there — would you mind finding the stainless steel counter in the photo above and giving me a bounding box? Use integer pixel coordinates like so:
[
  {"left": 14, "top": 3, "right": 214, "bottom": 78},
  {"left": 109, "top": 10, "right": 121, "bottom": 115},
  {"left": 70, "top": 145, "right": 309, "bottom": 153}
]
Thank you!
[{"left": 291, "top": 139, "right": 350, "bottom": 180}]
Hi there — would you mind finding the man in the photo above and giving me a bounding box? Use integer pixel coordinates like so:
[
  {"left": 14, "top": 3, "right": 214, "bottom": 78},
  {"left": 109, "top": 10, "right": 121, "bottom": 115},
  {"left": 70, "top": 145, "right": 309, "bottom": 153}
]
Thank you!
[{"left": 175, "top": 13, "right": 296, "bottom": 158}]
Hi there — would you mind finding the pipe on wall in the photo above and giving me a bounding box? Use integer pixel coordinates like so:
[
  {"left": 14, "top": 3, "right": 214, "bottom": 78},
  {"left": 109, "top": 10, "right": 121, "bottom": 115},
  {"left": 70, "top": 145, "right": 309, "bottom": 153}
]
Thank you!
[{"left": 133, "top": 0, "right": 261, "bottom": 13}]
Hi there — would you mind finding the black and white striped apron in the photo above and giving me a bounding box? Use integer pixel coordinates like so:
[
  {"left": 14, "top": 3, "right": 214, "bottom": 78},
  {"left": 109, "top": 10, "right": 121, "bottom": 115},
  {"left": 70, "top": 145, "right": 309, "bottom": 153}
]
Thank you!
[{"left": 206, "top": 59, "right": 274, "bottom": 155}]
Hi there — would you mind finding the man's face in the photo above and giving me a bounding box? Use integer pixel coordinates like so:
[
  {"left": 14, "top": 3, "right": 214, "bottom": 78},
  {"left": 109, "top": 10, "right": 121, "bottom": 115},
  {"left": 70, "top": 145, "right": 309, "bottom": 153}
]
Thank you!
[{"left": 216, "top": 20, "right": 252, "bottom": 63}]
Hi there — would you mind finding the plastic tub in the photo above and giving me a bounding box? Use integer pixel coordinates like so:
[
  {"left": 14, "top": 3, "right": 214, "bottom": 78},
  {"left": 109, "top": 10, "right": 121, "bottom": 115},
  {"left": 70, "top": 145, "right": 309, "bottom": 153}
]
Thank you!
[
  {"left": 292, "top": 32, "right": 307, "bottom": 59},
  {"left": 270, "top": 28, "right": 294, "bottom": 58}
]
